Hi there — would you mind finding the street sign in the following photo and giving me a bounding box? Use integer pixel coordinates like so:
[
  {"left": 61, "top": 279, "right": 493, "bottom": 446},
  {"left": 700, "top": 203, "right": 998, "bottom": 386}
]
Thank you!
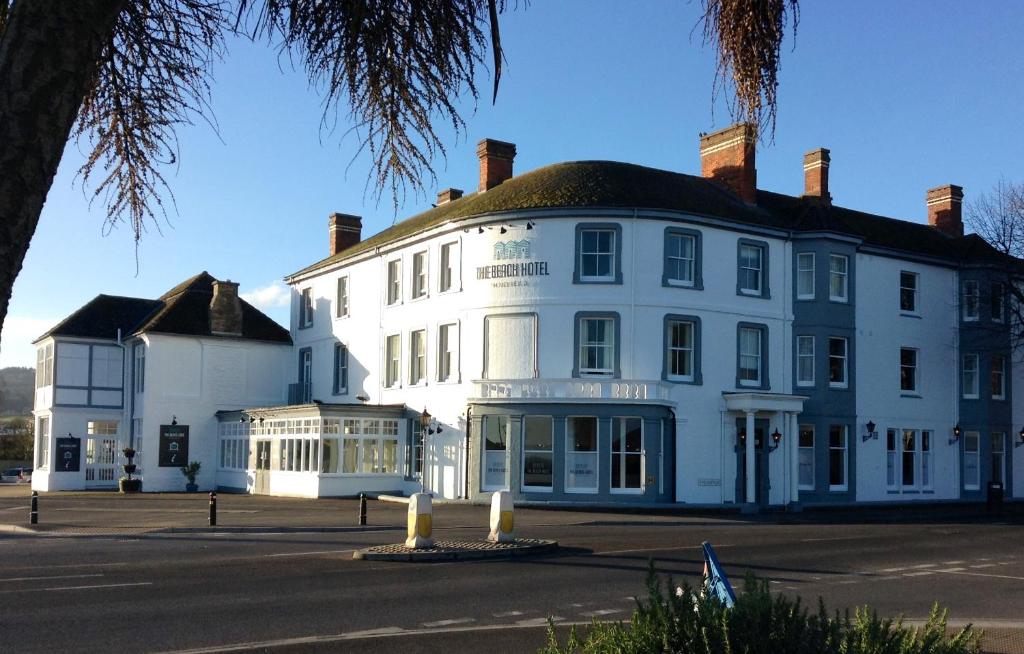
[
  {"left": 159, "top": 425, "right": 190, "bottom": 467},
  {"left": 55, "top": 436, "right": 81, "bottom": 472}
]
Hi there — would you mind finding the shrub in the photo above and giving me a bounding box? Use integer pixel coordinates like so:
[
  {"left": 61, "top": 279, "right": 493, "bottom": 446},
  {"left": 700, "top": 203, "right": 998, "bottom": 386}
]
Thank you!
[{"left": 540, "top": 564, "right": 980, "bottom": 654}]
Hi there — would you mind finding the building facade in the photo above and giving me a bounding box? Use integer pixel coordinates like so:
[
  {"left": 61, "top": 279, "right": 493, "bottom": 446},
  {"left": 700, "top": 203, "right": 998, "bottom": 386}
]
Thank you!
[{"left": 33, "top": 125, "right": 1023, "bottom": 508}]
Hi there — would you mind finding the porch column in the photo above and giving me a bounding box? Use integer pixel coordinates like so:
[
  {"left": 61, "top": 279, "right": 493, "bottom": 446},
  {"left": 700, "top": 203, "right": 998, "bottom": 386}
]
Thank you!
[
  {"left": 789, "top": 412, "right": 800, "bottom": 504},
  {"left": 745, "top": 410, "right": 756, "bottom": 504}
]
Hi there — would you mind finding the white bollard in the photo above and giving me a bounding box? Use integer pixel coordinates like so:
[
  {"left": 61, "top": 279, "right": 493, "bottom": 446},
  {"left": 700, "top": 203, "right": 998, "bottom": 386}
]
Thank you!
[
  {"left": 487, "top": 490, "right": 514, "bottom": 543},
  {"left": 405, "top": 492, "right": 434, "bottom": 548}
]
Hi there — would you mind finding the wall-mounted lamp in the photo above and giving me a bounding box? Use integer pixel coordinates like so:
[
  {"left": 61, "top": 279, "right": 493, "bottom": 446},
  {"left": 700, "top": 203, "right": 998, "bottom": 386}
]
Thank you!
[
  {"left": 1016, "top": 427, "right": 1024, "bottom": 448},
  {"left": 171, "top": 416, "right": 178, "bottom": 426},
  {"left": 499, "top": 226, "right": 507, "bottom": 234},
  {"left": 862, "top": 420, "right": 878, "bottom": 442},
  {"left": 477, "top": 226, "right": 485, "bottom": 234},
  {"left": 526, "top": 221, "right": 535, "bottom": 230},
  {"left": 356, "top": 393, "right": 370, "bottom": 403},
  {"left": 950, "top": 423, "right": 962, "bottom": 445},
  {"left": 737, "top": 428, "right": 746, "bottom": 447},
  {"left": 769, "top": 428, "right": 782, "bottom": 452}
]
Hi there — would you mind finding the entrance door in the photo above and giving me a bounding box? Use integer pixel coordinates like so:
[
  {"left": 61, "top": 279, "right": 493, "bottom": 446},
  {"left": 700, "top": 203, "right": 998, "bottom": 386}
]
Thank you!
[
  {"left": 85, "top": 436, "right": 120, "bottom": 487},
  {"left": 253, "top": 440, "right": 271, "bottom": 495},
  {"left": 735, "top": 420, "right": 770, "bottom": 506}
]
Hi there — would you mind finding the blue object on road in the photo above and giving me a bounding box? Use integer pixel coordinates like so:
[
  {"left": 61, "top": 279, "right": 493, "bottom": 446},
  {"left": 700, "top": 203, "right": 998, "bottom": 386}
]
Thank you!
[{"left": 702, "top": 541, "right": 736, "bottom": 607}]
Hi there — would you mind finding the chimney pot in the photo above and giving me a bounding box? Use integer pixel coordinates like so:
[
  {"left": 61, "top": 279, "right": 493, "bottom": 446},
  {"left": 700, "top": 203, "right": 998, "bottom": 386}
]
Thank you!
[
  {"left": 699, "top": 123, "right": 758, "bottom": 204},
  {"left": 926, "top": 185, "right": 964, "bottom": 237},
  {"left": 802, "top": 148, "right": 831, "bottom": 202},
  {"left": 436, "top": 188, "right": 464, "bottom": 205},
  {"left": 210, "top": 279, "right": 243, "bottom": 337},
  {"left": 477, "top": 139, "right": 516, "bottom": 192},
  {"left": 329, "top": 213, "right": 362, "bottom": 257}
]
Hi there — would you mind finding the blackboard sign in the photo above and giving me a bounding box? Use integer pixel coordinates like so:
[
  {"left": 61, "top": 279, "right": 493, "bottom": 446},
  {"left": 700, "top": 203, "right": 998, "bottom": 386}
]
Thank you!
[
  {"left": 55, "top": 437, "right": 81, "bottom": 472},
  {"left": 158, "top": 425, "right": 190, "bottom": 467}
]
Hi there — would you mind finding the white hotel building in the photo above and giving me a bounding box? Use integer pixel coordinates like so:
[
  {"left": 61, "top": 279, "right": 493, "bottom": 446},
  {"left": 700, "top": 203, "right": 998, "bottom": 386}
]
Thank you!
[{"left": 32, "top": 124, "right": 1023, "bottom": 509}]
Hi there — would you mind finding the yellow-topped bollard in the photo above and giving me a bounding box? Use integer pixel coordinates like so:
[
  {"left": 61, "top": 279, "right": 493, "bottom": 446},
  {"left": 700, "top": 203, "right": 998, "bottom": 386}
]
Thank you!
[
  {"left": 405, "top": 492, "right": 434, "bottom": 548},
  {"left": 487, "top": 490, "right": 514, "bottom": 543}
]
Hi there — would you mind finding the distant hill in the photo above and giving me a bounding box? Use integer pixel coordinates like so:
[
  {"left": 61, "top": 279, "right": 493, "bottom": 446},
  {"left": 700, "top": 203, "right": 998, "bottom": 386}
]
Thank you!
[{"left": 0, "top": 367, "right": 34, "bottom": 415}]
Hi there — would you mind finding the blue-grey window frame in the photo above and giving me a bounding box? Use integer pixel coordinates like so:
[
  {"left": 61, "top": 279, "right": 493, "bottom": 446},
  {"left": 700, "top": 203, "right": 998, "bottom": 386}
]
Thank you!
[
  {"left": 735, "top": 322, "right": 770, "bottom": 390},
  {"left": 333, "top": 343, "right": 348, "bottom": 395},
  {"left": 736, "top": 238, "right": 770, "bottom": 299},
  {"left": 662, "top": 227, "right": 703, "bottom": 289},
  {"left": 573, "top": 311, "right": 621, "bottom": 378},
  {"left": 573, "top": 223, "right": 623, "bottom": 285},
  {"left": 662, "top": 314, "right": 702, "bottom": 384}
]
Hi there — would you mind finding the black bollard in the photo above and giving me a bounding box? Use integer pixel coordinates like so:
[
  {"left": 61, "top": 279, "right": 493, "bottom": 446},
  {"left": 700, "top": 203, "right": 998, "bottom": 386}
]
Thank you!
[
  {"left": 358, "top": 493, "right": 367, "bottom": 526},
  {"left": 209, "top": 491, "right": 217, "bottom": 527},
  {"left": 29, "top": 490, "right": 38, "bottom": 525}
]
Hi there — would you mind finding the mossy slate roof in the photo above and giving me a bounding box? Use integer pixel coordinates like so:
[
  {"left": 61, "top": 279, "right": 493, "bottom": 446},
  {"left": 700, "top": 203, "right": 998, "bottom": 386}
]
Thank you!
[
  {"left": 289, "top": 160, "right": 1009, "bottom": 279},
  {"left": 37, "top": 272, "right": 291, "bottom": 344}
]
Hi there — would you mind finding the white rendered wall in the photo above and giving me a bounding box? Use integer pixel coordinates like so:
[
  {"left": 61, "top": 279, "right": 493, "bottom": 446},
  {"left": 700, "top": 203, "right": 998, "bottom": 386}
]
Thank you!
[{"left": 854, "top": 253, "right": 959, "bottom": 502}]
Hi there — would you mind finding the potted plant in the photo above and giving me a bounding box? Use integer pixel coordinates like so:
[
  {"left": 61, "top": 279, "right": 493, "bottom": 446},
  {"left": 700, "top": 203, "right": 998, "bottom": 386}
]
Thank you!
[
  {"left": 119, "top": 447, "right": 142, "bottom": 493},
  {"left": 180, "top": 460, "right": 201, "bottom": 492}
]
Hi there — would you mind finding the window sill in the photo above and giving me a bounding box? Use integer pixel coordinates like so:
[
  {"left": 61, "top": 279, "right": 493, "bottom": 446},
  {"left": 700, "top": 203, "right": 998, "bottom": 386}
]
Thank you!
[
  {"left": 737, "top": 289, "right": 768, "bottom": 299},
  {"left": 828, "top": 486, "right": 848, "bottom": 492},
  {"left": 962, "top": 317, "right": 979, "bottom": 323},
  {"left": 407, "top": 381, "right": 428, "bottom": 389},
  {"left": 333, "top": 314, "right": 350, "bottom": 321},
  {"left": 610, "top": 488, "right": 644, "bottom": 495},
  {"left": 385, "top": 301, "right": 402, "bottom": 308},
  {"left": 435, "top": 378, "right": 461, "bottom": 385},
  {"left": 796, "top": 295, "right": 815, "bottom": 302},
  {"left": 665, "top": 376, "right": 701, "bottom": 385},
  {"left": 576, "top": 279, "right": 620, "bottom": 285},
  {"left": 798, "top": 486, "right": 814, "bottom": 492},
  {"left": 796, "top": 382, "right": 815, "bottom": 389},
  {"left": 900, "top": 392, "right": 921, "bottom": 398},
  {"left": 521, "top": 486, "right": 553, "bottom": 493},
  {"left": 828, "top": 383, "right": 849, "bottom": 390},
  {"left": 664, "top": 280, "right": 701, "bottom": 290},
  {"left": 564, "top": 488, "right": 599, "bottom": 494},
  {"left": 408, "top": 294, "right": 429, "bottom": 303},
  {"left": 828, "top": 297, "right": 849, "bottom": 304},
  {"left": 962, "top": 395, "right": 979, "bottom": 401},
  {"left": 993, "top": 396, "right": 1007, "bottom": 402},
  {"left": 899, "top": 311, "right": 922, "bottom": 319},
  {"left": 437, "top": 287, "right": 461, "bottom": 296}
]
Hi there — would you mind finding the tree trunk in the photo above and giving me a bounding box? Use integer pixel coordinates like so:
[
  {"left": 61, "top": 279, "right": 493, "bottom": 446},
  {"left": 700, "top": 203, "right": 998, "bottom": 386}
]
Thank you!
[{"left": 0, "top": 0, "right": 125, "bottom": 343}]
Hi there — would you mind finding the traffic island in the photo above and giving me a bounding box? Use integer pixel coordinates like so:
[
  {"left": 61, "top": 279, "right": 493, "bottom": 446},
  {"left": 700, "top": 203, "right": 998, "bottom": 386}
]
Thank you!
[{"left": 352, "top": 538, "right": 558, "bottom": 562}]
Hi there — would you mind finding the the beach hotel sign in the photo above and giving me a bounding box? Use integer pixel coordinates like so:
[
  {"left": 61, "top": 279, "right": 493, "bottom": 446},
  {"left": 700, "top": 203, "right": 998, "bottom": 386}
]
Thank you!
[{"left": 476, "top": 239, "right": 550, "bottom": 285}]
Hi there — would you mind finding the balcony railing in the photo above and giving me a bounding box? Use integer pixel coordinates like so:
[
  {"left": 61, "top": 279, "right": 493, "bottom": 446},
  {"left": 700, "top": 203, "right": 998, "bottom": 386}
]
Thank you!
[{"left": 470, "top": 379, "right": 671, "bottom": 402}]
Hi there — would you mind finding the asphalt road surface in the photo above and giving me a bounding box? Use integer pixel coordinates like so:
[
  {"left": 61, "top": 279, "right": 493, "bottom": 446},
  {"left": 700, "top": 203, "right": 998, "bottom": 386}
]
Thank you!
[{"left": 1, "top": 498, "right": 1022, "bottom": 653}]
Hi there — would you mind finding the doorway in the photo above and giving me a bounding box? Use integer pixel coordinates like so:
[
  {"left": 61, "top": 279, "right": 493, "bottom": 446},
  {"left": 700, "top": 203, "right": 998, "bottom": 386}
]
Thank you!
[
  {"left": 253, "top": 440, "right": 271, "bottom": 495},
  {"left": 735, "top": 419, "right": 770, "bottom": 507}
]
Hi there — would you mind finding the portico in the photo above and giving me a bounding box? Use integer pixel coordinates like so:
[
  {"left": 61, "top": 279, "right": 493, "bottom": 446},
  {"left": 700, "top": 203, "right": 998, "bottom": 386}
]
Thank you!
[{"left": 722, "top": 392, "right": 807, "bottom": 511}]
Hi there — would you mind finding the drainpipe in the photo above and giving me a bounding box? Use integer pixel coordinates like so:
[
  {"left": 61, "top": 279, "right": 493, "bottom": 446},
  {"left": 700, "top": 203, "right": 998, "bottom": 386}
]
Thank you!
[
  {"left": 117, "top": 328, "right": 134, "bottom": 449},
  {"left": 464, "top": 405, "right": 472, "bottom": 499}
]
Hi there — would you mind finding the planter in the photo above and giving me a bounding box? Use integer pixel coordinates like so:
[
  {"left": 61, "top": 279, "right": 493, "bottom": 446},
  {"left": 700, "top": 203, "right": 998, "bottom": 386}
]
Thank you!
[
  {"left": 119, "top": 478, "right": 142, "bottom": 493},
  {"left": 185, "top": 483, "right": 198, "bottom": 493},
  {"left": 123, "top": 464, "right": 137, "bottom": 475}
]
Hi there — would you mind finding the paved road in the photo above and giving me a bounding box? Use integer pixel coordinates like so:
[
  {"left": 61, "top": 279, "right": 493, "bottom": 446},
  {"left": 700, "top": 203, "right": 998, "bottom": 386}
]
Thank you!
[{"left": 1, "top": 490, "right": 1022, "bottom": 653}]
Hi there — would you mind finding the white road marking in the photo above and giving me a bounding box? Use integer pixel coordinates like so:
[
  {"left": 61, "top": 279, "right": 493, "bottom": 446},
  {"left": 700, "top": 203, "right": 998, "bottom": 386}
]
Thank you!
[
  {"left": 264, "top": 549, "right": 355, "bottom": 558},
  {"left": 902, "top": 571, "right": 934, "bottom": 577},
  {"left": 581, "top": 608, "right": 624, "bottom": 617},
  {"left": 933, "top": 569, "right": 1024, "bottom": 582},
  {"left": 422, "top": 618, "right": 474, "bottom": 628},
  {"left": 0, "top": 573, "right": 102, "bottom": 582},
  {"left": 1, "top": 562, "right": 129, "bottom": 571},
  {"left": 492, "top": 610, "right": 524, "bottom": 617},
  {"left": 800, "top": 536, "right": 864, "bottom": 543},
  {"left": 942, "top": 560, "right": 965, "bottom": 565},
  {"left": 0, "top": 581, "right": 153, "bottom": 594},
  {"left": 909, "top": 563, "right": 936, "bottom": 569},
  {"left": 938, "top": 568, "right": 966, "bottom": 573},
  {"left": 970, "top": 563, "right": 998, "bottom": 569},
  {"left": 516, "top": 616, "right": 565, "bottom": 627},
  {"left": 839, "top": 580, "right": 859, "bottom": 585}
]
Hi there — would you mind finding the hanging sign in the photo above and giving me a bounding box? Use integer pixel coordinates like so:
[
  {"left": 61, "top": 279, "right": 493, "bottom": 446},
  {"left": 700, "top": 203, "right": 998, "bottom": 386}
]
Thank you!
[
  {"left": 55, "top": 436, "right": 81, "bottom": 472},
  {"left": 159, "top": 424, "right": 190, "bottom": 467}
]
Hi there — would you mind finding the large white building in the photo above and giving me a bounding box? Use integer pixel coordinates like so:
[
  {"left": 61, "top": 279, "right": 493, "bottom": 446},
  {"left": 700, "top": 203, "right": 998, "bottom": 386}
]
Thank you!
[{"left": 32, "top": 125, "right": 1022, "bottom": 508}]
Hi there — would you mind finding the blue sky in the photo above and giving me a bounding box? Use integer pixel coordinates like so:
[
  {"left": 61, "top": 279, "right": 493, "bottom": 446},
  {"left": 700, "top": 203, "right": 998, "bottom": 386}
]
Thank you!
[{"left": 2, "top": 0, "right": 1023, "bottom": 368}]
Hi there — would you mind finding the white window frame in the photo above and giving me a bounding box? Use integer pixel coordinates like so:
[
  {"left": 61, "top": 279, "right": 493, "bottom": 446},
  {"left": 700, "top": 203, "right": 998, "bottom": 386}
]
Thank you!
[
  {"left": 899, "top": 271, "right": 919, "bottom": 314},
  {"left": 828, "top": 425, "right": 848, "bottom": 491},
  {"left": 991, "top": 282, "right": 1005, "bottom": 323},
  {"left": 384, "top": 334, "right": 401, "bottom": 389},
  {"left": 666, "top": 319, "right": 695, "bottom": 382},
  {"left": 481, "top": 415, "right": 509, "bottom": 492},
  {"left": 36, "top": 416, "right": 50, "bottom": 469},
  {"left": 828, "top": 337, "right": 848, "bottom": 389},
  {"left": 386, "top": 259, "right": 402, "bottom": 306},
  {"left": 798, "top": 424, "right": 814, "bottom": 490},
  {"left": 962, "top": 353, "right": 979, "bottom": 399},
  {"left": 886, "top": 428, "right": 898, "bottom": 490},
  {"left": 991, "top": 354, "right": 1006, "bottom": 400},
  {"left": 609, "top": 417, "right": 644, "bottom": 494},
  {"left": 409, "top": 329, "right": 427, "bottom": 386},
  {"left": 334, "top": 343, "right": 348, "bottom": 395},
  {"left": 411, "top": 250, "right": 428, "bottom": 300},
  {"left": 336, "top": 275, "right": 349, "bottom": 318},
  {"left": 436, "top": 322, "right": 459, "bottom": 383},
  {"left": 796, "top": 252, "right": 815, "bottom": 300},
  {"left": 666, "top": 232, "right": 696, "bottom": 287},
  {"left": 963, "top": 280, "right": 979, "bottom": 321},
  {"left": 439, "top": 241, "right": 459, "bottom": 293},
  {"left": 577, "top": 317, "right": 615, "bottom": 377},
  {"left": 521, "top": 416, "right": 554, "bottom": 492},
  {"left": 963, "top": 431, "right": 980, "bottom": 491},
  {"left": 738, "top": 326, "right": 763, "bottom": 387},
  {"left": 796, "top": 335, "right": 815, "bottom": 387},
  {"left": 738, "top": 244, "right": 764, "bottom": 295},
  {"left": 133, "top": 344, "right": 145, "bottom": 394},
  {"left": 828, "top": 254, "right": 848, "bottom": 302},
  {"left": 992, "top": 432, "right": 1006, "bottom": 486},
  {"left": 578, "top": 228, "right": 617, "bottom": 283},
  {"left": 299, "top": 288, "right": 314, "bottom": 328},
  {"left": 900, "top": 347, "right": 918, "bottom": 394},
  {"left": 565, "top": 416, "right": 599, "bottom": 493}
]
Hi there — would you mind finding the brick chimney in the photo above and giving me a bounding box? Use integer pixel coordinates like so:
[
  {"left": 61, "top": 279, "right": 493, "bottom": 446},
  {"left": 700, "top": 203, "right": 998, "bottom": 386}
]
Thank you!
[
  {"left": 209, "top": 280, "right": 243, "bottom": 337},
  {"left": 437, "top": 188, "right": 463, "bottom": 205},
  {"left": 802, "top": 148, "right": 831, "bottom": 203},
  {"left": 477, "top": 138, "right": 516, "bottom": 192},
  {"left": 699, "top": 123, "right": 757, "bottom": 204},
  {"left": 926, "top": 184, "right": 964, "bottom": 237},
  {"left": 329, "top": 213, "right": 362, "bottom": 257}
]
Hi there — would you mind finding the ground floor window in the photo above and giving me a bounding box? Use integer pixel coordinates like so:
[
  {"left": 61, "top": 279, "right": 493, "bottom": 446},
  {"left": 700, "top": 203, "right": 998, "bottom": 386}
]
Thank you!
[
  {"left": 828, "top": 425, "right": 847, "bottom": 491},
  {"left": 610, "top": 417, "right": 643, "bottom": 492},
  {"left": 278, "top": 438, "right": 318, "bottom": 472},
  {"left": 218, "top": 421, "right": 250, "bottom": 470},
  {"left": 321, "top": 418, "right": 400, "bottom": 475},
  {"left": 566, "top": 417, "right": 598, "bottom": 492},
  {"left": 963, "top": 431, "right": 980, "bottom": 490},
  {"left": 482, "top": 415, "right": 509, "bottom": 490},
  {"left": 887, "top": 428, "right": 932, "bottom": 490},
  {"left": 991, "top": 432, "right": 1006, "bottom": 485},
  {"left": 798, "top": 425, "right": 814, "bottom": 490},
  {"left": 36, "top": 416, "right": 50, "bottom": 469},
  {"left": 522, "top": 416, "right": 553, "bottom": 490}
]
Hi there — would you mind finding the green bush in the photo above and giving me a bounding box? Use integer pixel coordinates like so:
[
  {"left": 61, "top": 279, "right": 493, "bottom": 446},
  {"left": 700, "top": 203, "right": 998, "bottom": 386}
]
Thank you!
[{"left": 540, "top": 564, "right": 980, "bottom": 654}]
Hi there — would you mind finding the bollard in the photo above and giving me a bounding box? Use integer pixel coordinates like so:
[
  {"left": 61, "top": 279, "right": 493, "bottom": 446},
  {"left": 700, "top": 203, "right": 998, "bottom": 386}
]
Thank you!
[
  {"left": 487, "top": 490, "right": 514, "bottom": 543},
  {"left": 29, "top": 490, "right": 38, "bottom": 525},
  {"left": 358, "top": 493, "right": 367, "bottom": 526},
  {"left": 405, "top": 492, "right": 434, "bottom": 548},
  {"left": 209, "top": 491, "right": 217, "bottom": 527}
]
